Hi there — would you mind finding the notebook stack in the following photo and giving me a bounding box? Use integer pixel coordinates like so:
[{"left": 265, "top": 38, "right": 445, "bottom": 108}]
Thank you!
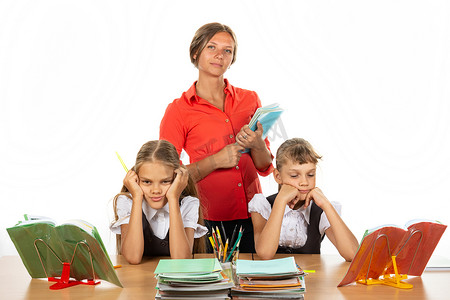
[
  {"left": 231, "top": 257, "right": 306, "bottom": 299},
  {"left": 154, "top": 258, "right": 234, "bottom": 299}
]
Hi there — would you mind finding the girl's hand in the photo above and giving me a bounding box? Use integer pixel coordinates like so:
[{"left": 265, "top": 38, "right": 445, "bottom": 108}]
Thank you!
[
  {"left": 123, "top": 170, "right": 143, "bottom": 201},
  {"left": 304, "top": 187, "right": 330, "bottom": 209},
  {"left": 214, "top": 143, "right": 245, "bottom": 168},
  {"left": 277, "top": 184, "right": 303, "bottom": 209},
  {"left": 236, "top": 122, "right": 266, "bottom": 151},
  {"left": 166, "top": 166, "right": 189, "bottom": 202}
]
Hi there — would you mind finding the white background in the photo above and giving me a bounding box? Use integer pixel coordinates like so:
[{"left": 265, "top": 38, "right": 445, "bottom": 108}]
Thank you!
[{"left": 1, "top": 1, "right": 449, "bottom": 260}]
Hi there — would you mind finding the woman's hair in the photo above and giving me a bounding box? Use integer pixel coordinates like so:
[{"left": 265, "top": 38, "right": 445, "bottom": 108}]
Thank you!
[
  {"left": 189, "top": 22, "right": 238, "bottom": 67},
  {"left": 276, "top": 138, "right": 322, "bottom": 170},
  {"left": 112, "top": 140, "right": 205, "bottom": 254}
]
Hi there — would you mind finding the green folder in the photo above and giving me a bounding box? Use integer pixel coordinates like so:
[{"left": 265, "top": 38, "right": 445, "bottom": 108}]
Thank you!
[
  {"left": 154, "top": 258, "right": 222, "bottom": 274},
  {"left": 7, "top": 215, "right": 122, "bottom": 287}
]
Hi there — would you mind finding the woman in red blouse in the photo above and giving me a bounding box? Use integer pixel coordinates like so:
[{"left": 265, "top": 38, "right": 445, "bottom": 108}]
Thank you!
[{"left": 160, "top": 22, "right": 274, "bottom": 252}]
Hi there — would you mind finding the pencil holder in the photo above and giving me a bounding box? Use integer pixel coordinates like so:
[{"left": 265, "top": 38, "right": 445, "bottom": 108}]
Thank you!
[{"left": 220, "top": 261, "right": 237, "bottom": 284}]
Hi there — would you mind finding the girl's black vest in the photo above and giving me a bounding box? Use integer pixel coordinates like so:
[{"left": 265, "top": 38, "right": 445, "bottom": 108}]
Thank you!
[
  {"left": 267, "top": 193, "right": 324, "bottom": 254},
  {"left": 142, "top": 211, "right": 170, "bottom": 256}
]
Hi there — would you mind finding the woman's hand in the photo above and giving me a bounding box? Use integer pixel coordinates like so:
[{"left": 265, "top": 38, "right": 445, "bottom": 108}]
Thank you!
[
  {"left": 304, "top": 187, "right": 330, "bottom": 209},
  {"left": 214, "top": 143, "right": 245, "bottom": 168},
  {"left": 123, "top": 170, "right": 143, "bottom": 201},
  {"left": 236, "top": 122, "right": 266, "bottom": 151},
  {"left": 166, "top": 166, "right": 189, "bottom": 202}
]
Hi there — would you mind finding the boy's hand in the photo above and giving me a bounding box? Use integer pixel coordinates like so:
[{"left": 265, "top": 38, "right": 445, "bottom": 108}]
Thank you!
[
  {"left": 123, "top": 170, "right": 143, "bottom": 201},
  {"left": 166, "top": 166, "right": 189, "bottom": 202},
  {"left": 304, "top": 187, "right": 329, "bottom": 209}
]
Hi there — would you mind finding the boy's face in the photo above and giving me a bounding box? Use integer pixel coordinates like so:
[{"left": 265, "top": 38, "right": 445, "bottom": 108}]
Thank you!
[
  {"left": 138, "top": 162, "right": 174, "bottom": 210},
  {"left": 274, "top": 161, "right": 317, "bottom": 202}
]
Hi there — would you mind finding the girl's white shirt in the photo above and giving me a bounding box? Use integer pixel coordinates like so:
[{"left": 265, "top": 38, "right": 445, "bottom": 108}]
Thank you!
[
  {"left": 248, "top": 194, "right": 341, "bottom": 248},
  {"left": 110, "top": 195, "right": 208, "bottom": 239}
]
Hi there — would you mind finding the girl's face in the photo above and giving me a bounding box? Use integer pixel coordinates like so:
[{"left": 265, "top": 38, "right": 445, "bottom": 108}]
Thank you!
[
  {"left": 195, "top": 32, "right": 235, "bottom": 77},
  {"left": 274, "top": 161, "right": 317, "bottom": 203},
  {"left": 137, "top": 161, "right": 174, "bottom": 210}
]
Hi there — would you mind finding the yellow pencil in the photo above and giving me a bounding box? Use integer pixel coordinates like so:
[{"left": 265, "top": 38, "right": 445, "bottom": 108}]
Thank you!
[
  {"left": 115, "top": 152, "right": 128, "bottom": 172},
  {"left": 208, "top": 236, "right": 215, "bottom": 249},
  {"left": 216, "top": 226, "right": 224, "bottom": 249},
  {"left": 223, "top": 238, "right": 228, "bottom": 260}
]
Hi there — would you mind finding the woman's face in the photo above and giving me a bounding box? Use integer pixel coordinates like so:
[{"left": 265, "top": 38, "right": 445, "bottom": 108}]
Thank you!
[
  {"left": 137, "top": 162, "right": 174, "bottom": 210},
  {"left": 195, "top": 32, "right": 235, "bottom": 77}
]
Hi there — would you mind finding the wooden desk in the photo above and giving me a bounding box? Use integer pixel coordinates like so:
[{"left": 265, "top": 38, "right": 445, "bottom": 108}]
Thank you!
[{"left": 1, "top": 254, "right": 449, "bottom": 299}]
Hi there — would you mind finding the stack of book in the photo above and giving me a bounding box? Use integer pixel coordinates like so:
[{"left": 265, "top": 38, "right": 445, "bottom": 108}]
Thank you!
[
  {"left": 231, "top": 257, "right": 305, "bottom": 299},
  {"left": 154, "top": 258, "right": 234, "bottom": 299}
]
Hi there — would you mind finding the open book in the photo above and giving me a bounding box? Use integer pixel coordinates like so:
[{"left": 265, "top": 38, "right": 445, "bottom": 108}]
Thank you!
[
  {"left": 7, "top": 214, "right": 122, "bottom": 287},
  {"left": 338, "top": 219, "right": 447, "bottom": 287},
  {"left": 241, "top": 103, "right": 283, "bottom": 153}
]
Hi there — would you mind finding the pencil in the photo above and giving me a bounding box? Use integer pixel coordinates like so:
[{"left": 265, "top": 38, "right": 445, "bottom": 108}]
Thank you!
[
  {"left": 233, "top": 232, "right": 243, "bottom": 261},
  {"left": 216, "top": 226, "right": 224, "bottom": 249},
  {"left": 223, "top": 238, "right": 229, "bottom": 261},
  {"left": 229, "top": 224, "right": 238, "bottom": 248},
  {"left": 212, "top": 230, "right": 219, "bottom": 251},
  {"left": 115, "top": 152, "right": 128, "bottom": 172},
  {"left": 208, "top": 236, "right": 215, "bottom": 249},
  {"left": 226, "top": 229, "right": 243, "bottom": 262},
  {"left": 220, "top": 221, "right": 227, "bottom": 242}
]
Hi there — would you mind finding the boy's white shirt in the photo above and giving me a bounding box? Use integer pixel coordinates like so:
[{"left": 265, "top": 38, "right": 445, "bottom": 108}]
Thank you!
[
  {"left": 110, "top": 195, "right": 207, "bottom": 239},
  {"left": 248, "top": 193, "right": 342, "bottom": 248}
]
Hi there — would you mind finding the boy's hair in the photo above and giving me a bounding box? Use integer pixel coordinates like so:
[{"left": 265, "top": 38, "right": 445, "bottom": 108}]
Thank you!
[
  {"left": 189, "top": 22, "right": 238, "bottom": 67},
  {"left": 112, "top": 140, "right": 205, "bottom": 254},
  {"left": 276, "top": 138, "right": 322, "bottom": 170}
]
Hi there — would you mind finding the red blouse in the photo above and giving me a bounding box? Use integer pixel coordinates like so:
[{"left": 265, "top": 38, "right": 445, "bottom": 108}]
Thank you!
[{"left": 160, "top": 79, "right": 274, "bottom": 221}]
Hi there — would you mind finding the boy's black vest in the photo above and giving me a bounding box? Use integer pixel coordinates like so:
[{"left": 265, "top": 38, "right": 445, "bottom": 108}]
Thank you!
[
  {"left": 267, "top": 193, "right": 324, "bottom": 254},
  {"left": 142, "top": 212, "right": 170, "bottom": 256}
]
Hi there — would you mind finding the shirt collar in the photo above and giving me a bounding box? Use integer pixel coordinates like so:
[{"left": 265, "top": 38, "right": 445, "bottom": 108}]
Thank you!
[
  {"left": 186, "top": 78, "right": 234, "bottom": 103},
  {"left": 143, "top": 201, "right": 170, "bottom": 221},
  {"left": 285, "top": 202, "right": 312, "bottom": 225}
]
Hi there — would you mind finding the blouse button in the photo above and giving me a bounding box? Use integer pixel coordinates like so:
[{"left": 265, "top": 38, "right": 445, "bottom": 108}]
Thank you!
[
  {"left": 238, "top": 183, "right": 242, "bottom": 187},
  {"left": 235, "top": 166, "right": 239, "bottom": 170},
  {"left": 225, "top": 119, "right": 229, "bottom": 122},
  {"left": 229, "top": 134, "right": 234, "bottom": 139}
]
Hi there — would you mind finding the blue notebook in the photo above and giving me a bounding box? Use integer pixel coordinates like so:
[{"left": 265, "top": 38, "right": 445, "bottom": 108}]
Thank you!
[
  {"left": 242, "top": 103, "right": 283, "bottom": 153},
  {"left": 236, "top": 257, "right": 298, "bottom": 275}
]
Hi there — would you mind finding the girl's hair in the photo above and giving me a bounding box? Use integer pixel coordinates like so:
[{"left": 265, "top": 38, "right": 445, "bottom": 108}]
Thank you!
[
  {"left": 276, "top": 138, "right": 322, "bottom": 170},
  {"left": 112, "top": 140, "right": 205, "bottom": 254},
  {"left": 189, "top": 22, "right": 238, "bottom": 68}
]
